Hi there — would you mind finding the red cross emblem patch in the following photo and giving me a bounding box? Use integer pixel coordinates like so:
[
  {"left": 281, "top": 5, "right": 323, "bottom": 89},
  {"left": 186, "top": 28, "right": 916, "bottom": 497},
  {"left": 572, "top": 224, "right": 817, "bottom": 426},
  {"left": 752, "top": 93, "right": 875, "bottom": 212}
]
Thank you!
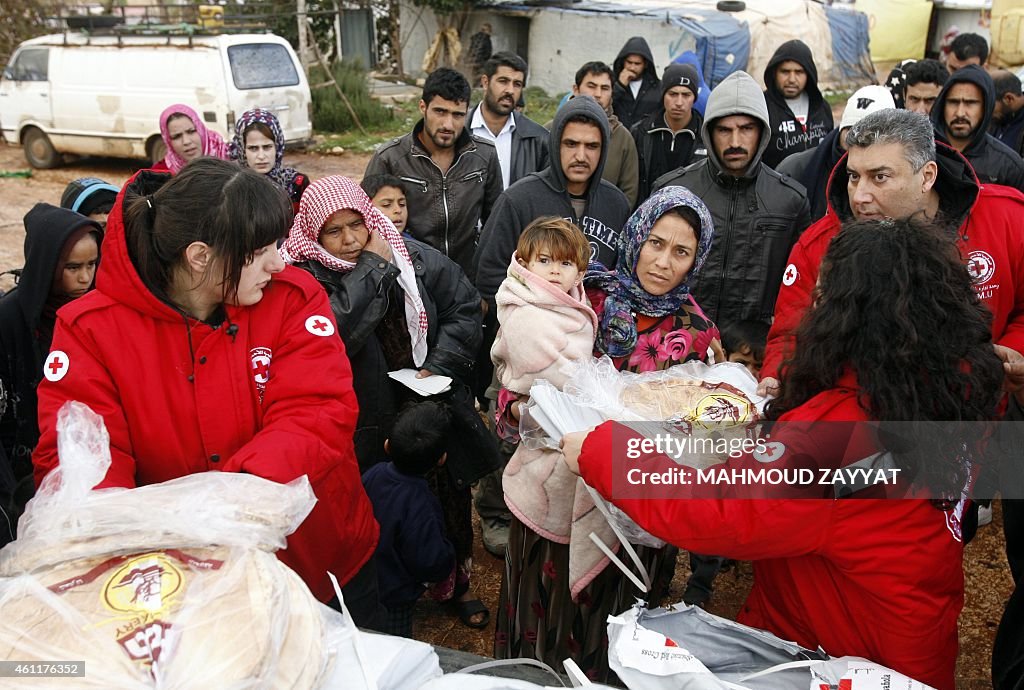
[
  {"left": 781, "top": 263, "right": 798, "bottom": 287},
  {"left": 249, "top": 347, "right": 272, "bottom": 402},
  {"left": 304, "top": 315, "right": 335, "bottom": 337},
  {"left": 752, "top": 441, "right": 786, "bottom": 464},
  {"left": 43, "top": 350, "right": 70, "bottom": 382},
  {"left": 965, "top": 250, "right": 995, "bottom": 285}
]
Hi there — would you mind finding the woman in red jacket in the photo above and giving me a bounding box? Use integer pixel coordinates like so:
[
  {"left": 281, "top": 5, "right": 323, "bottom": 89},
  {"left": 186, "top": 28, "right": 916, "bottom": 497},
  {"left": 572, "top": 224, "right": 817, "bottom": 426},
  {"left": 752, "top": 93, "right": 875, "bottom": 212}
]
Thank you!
[
  {"left": 32, "top": 158, "right": 380, "bottom": 625},
  {"left": 563, "top": 218, "right": 1004, "bottom": 689}
]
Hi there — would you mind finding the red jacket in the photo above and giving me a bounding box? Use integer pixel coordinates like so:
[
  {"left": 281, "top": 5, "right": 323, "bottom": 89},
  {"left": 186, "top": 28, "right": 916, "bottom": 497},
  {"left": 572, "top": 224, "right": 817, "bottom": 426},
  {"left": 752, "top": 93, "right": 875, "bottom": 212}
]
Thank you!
[
  {"left": 763, "top": 143, "right": 1024, "bottom": 380},
  {"left": 32, "top": 170, "right": 378, "bottom": 602},
  {"left": 577, "top": 373, "right": 965, "bottom": 690}
]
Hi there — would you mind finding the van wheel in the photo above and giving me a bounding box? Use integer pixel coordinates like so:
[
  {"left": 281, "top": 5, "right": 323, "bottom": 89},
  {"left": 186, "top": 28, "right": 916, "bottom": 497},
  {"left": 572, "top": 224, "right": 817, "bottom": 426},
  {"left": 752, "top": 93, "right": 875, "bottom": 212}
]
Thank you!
[
  {"left": 22, "top": 128, "right": 61, "bottom": 169},
  {"left": 717, "top": 0, "right": 746, "bottom": 10},
  {"left": 147, "top": 137, "right": 167, "bottom": 166}
]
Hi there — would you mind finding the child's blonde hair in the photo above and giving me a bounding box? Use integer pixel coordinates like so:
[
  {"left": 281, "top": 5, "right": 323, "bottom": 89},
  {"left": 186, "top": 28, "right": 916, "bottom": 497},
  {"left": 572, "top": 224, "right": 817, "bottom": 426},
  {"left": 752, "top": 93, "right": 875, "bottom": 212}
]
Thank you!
[{"left": 516, "top": 216, "right": 590, "bottom": 271}]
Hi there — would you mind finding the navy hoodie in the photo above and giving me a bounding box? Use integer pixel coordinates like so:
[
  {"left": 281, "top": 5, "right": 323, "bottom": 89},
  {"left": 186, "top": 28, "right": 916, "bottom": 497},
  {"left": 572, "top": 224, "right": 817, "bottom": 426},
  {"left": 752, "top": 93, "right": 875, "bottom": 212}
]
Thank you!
[
  {"left": 762, "top": 40, "right": 834, "bottom": 169},
  {"left": 931, "top": 64, "right": 1024, "bottom": 193}
]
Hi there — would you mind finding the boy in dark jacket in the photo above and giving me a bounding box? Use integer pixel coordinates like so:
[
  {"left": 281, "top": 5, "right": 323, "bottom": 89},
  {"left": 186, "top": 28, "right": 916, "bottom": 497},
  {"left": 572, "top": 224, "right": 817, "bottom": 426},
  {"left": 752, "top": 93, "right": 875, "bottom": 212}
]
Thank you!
[
  {"left": 762, "top": 40, "right": 834, "bottom": 169},
  {"left": 362, "top": 401, "right": 456, "bottom": 637},
  {"left": 0, "top": 204, "right": 102, "bottom": 544}
]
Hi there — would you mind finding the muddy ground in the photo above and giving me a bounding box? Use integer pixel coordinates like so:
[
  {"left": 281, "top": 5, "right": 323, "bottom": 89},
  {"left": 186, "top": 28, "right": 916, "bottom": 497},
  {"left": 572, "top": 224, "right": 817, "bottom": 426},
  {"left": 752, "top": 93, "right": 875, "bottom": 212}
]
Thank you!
[{"left": 0, "top": 139, "right": 1015, "bottom": 687}]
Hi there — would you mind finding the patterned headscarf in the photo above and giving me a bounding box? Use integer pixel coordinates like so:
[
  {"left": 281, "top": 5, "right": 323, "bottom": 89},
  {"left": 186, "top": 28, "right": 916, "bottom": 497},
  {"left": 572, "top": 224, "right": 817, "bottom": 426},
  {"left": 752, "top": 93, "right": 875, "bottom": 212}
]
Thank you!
[
  {"left": 228, "top": 108, "right": 304, "bottom": 200},
  {"left": 585, "top": 186, "right": 715, "bottom": 358},
  {"left": 158, "top": 104, "right": 230, "bottom": 174},
  {"left": 281, "top": 176, "right": 429, "bottom": 366}
]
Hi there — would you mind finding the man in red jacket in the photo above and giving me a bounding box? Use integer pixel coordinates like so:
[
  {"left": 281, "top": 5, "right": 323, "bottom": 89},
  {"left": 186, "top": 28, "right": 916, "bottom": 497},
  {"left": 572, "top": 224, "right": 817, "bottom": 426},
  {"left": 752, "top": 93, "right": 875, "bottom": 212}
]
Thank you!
[{"left": 760, "top": 107, "right": 1024, "bottom": 590}]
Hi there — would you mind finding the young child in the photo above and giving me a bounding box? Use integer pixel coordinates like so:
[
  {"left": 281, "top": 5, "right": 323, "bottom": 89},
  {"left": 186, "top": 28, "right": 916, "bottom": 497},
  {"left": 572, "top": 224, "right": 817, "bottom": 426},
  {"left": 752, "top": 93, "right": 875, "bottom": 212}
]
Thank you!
[
  {"left": 361, "top": 401, "right": 456, "bottom": 638},
  {"left": 361, "top": 174, "right": 409, "bottom": 235},
  {"left": 490, "top": 216, "right": 597, "bottom": 429},
  {"left": 720, "top": 319, "right": 769, "bottom": 379}
]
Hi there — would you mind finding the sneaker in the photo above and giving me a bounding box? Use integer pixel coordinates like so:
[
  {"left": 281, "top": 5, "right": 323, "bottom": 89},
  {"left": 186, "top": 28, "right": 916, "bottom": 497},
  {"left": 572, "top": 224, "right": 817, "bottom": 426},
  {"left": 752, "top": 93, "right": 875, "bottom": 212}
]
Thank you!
[
  {"left": 978, "top": 503, "right": 993, "bottom": 527},
  {"left": 481, "top": 516, "right": 510, "bottom": 557}
]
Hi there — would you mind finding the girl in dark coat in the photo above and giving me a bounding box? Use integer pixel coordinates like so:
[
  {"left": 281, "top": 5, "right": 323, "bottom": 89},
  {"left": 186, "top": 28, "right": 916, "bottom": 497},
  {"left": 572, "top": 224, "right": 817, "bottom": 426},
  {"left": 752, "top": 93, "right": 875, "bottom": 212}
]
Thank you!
[
  {"left": 282, "top": 175, "right": 494, "bottom": 628},
  {"left": 0, "top": 204, "right": 101, "bottom": 543}
]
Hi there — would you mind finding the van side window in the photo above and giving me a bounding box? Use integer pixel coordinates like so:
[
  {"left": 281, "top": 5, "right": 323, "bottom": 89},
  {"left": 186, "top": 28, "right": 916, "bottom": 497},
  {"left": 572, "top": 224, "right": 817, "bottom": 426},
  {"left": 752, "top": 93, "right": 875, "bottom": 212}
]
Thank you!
[
  {"left": 227, "top": 44, "right": 299, "bottom": 90},
  {"left": 6, "top": 48, "right": 49, "bottom": 82}
]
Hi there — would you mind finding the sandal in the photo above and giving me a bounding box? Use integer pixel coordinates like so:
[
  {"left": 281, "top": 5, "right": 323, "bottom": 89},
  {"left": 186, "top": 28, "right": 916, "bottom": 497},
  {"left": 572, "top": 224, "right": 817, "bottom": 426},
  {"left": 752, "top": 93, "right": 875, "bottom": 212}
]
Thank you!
[{"left": 452, "top": 597, "right": 490, "bottom": 629}]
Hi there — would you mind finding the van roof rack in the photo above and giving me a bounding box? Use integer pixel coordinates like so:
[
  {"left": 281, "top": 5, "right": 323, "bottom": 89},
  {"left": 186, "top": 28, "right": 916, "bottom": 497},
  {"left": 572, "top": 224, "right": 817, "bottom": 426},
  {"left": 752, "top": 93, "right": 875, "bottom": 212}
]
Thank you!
[{"left": 48, "top": 2, "right": 276, "bottom": 40}]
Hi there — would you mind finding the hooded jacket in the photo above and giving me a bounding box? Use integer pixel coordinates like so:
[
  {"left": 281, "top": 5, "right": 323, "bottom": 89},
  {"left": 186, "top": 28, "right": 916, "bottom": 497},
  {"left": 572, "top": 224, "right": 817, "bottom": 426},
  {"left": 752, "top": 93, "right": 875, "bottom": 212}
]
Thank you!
[
  {"left": 652, "top": 71, "right": 810, "bottom": 327},
  {"left": 931, "top": 65, "right": 1024, "bottom": 193},
  {"left": 364, "top": 120, "right": 503, "bottom": 277},
  {"left": 611, "top": 37, "right": 662, "bottom": 131},
  {"left": 763, "top": 142, "right": 1024, "bottom": 382},
  {"left": 992, "top": 103, "right": 1024, "bottom": 158},
  {"left": 473, "top": 96, "right": 631, "bottom": 304},
  {"left": 31, "top": 170, "right": 379, "bottom": 601},
  {"left": 0, "top": 205, "right": 102, "bottom": 544},
  {"left": 632, "top": 108, "right": 706, "bottom": 202},
  {"left": 762, "top": 40, "right": 834, "bottom": 169},
  {"left": 776, "top": 127, "right": 844, "bottom": 222}
]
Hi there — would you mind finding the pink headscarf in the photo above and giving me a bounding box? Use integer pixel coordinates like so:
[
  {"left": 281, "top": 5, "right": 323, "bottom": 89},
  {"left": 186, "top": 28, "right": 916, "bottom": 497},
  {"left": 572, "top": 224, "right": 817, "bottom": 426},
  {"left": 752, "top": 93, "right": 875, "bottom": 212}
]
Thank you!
[
  {"left": 158, "top": 104, "right": 230, "bottom": 174},
  {"left": 281, "top": 176, "right": 429, "bottom": 367}
]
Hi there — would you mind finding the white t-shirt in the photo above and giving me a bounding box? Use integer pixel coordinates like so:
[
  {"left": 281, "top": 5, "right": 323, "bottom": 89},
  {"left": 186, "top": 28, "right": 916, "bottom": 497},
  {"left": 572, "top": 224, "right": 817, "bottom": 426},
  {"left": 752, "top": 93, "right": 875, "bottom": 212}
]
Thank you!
[
  {"left": 630, "top": 79, "right": 642, "bottom": 99},
  {"left": 786, "top": 92, "right": 810, "bottom": 127}
]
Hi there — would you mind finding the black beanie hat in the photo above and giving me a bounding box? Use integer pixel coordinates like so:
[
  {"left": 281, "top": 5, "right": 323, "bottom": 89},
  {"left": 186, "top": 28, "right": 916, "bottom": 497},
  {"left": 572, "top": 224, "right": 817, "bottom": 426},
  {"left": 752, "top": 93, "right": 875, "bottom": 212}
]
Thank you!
[{"left": 661, "top": 64, "right": 700, "bottom": 99}]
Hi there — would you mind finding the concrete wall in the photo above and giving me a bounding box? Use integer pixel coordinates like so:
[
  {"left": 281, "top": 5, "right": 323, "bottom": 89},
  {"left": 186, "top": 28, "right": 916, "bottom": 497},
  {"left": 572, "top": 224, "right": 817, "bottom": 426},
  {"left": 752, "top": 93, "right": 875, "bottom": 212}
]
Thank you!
[{"left": 398, "top": 1, "right": 699, "bottom": 96}]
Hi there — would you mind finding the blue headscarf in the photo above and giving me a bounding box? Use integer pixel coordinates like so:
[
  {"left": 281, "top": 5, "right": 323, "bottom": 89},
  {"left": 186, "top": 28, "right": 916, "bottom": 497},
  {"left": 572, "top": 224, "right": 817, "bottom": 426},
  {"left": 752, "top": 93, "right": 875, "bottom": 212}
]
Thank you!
[{"left": 585, "top": 186, "right": 715, "bottom": 358}]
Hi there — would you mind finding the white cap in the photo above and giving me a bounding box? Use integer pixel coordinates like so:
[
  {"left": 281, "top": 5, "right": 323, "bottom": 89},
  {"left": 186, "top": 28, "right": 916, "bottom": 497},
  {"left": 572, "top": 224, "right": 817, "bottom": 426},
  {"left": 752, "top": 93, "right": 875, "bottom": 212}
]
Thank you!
[{"left": 839, "top": 85, "right": 896, "bottom": 130}]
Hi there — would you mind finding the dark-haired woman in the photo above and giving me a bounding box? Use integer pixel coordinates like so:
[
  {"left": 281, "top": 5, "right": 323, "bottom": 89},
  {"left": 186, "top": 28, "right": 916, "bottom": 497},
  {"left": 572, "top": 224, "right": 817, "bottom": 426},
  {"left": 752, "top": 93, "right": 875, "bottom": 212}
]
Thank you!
[
  {"left": 229, "top": 108, "right": 310, "bottom": 211},
  {"left": 32, "top": 159, "right": 380, "bottom": 622},
  {"left": 563, "top": 218, "right": 1005, "bottom": 690}
]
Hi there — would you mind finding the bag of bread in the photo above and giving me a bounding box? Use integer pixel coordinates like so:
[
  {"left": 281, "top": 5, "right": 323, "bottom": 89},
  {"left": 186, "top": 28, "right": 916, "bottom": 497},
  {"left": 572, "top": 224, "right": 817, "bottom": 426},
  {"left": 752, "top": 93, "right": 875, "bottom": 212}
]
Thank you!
[{"left": 0, "top": 402, "right": 362, "bottom": 689}]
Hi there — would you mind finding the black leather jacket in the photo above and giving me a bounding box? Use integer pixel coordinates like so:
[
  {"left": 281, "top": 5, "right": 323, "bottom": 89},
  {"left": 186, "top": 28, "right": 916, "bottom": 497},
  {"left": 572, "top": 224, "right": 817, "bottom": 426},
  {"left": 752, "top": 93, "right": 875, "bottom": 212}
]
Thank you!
[{"left": 364, "top": 122, "right": 503, "bottom": 276}]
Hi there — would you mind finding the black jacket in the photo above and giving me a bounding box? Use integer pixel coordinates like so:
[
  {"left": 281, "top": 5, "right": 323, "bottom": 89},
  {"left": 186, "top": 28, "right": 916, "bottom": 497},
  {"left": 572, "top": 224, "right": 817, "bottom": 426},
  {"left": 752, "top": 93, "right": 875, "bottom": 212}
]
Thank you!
[
  {"left": 775, "top": 127, "right": 844, "bottom": 223},
  {"left": 932, "top": 65, "right": 1024, "bottom": 193},
  {"left": 632, "top": 108, "right": 707, "bottom": 203},
  {"left": 364, "top": 121, "right": 503, "bottom": 277},
  {"left": 612, "top": 37, "right": 662, "bottom": 131},
  {"left": 762, "top": 40, "right": 834, "bottom": 169},
  {"left": 0, "top": 204, "right": 102, "bottom": 544},
  {"left": 467, "top": 105, "right": 550, "bottom": 187},
  {"left": 993, "top": 104, "right": 1024, "bottom": 157},
  {"left": 473, "top": 96, "right": 631, "bottom": 304},
  {"left": 653, "top": 70, "right": 810, "bottom": 327},
  {"left": 297, "top": 237, "right": 484, "bottom": 473}
]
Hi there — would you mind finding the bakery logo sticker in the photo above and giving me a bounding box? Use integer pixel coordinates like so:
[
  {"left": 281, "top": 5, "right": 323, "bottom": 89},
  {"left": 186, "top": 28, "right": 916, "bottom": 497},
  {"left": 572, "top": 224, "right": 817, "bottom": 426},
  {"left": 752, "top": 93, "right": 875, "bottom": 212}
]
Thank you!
[
  {"left": 249, "top": 347, "right": 272, "bottom": 403},
  {"left": 118, "top": 620, "right": 173, "bottom": 666},
  {"left": 691, "top": 393, "right": 754, "bottom": 430},
  {"left": 43, "top": 350, "right": 70, "bottom": 382},
  {"left": 752, "top": 441, "right": 786, "bottom": 464},
  {"left": 781, "top": 263, "right": 798, "bottom": 287},
  {"left": 104, "top": 553, "right": 183, "bottom": 615},
  {"left": 304, "top": 314, "right": 335, "bottom": 337}
]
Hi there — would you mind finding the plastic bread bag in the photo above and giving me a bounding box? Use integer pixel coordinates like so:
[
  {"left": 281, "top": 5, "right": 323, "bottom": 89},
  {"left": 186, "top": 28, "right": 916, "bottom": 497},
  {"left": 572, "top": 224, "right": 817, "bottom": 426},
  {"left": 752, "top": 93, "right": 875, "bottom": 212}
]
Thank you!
[
  {"left": 2, "top": 401, "right": 317, "bottom": 575},
  {"left": 0, "top": 402, "right": 345, "bottom": 689}
]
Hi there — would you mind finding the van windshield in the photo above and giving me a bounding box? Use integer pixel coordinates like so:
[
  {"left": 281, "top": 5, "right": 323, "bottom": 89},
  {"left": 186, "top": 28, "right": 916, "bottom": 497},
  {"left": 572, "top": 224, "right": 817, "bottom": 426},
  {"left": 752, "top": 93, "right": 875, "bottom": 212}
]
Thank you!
[{"left": 227, "top": 44, "right": 299, "bottom": 90}]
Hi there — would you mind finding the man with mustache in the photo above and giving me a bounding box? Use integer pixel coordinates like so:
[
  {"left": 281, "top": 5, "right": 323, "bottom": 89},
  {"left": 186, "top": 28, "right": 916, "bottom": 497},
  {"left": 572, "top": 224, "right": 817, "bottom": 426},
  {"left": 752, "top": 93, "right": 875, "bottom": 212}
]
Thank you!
[
  {"left": 365, "top": 67, "right": 502, "bottom": 277},
  {"left": 652, "top": 71, "right": 809, "bottom": 329},
  {"left": 930, "top": 64, "right": 1024, "bottom": 192},
  {"left": 761, "top": 40, "right": 834, "bottom": 169},
  {"left": 472, "top": 96, "right": 630, "bottom": 555},
  {"left": 468, "top": 52, "right": 548, "bottom": 190}
]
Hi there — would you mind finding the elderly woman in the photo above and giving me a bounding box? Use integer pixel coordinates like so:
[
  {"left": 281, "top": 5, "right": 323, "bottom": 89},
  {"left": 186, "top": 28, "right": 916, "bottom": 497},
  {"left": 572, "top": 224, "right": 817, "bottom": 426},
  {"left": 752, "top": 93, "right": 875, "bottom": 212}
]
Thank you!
[
  {"left": 151, "top": 104, "right": 229, "bottom": 173},
  {"left": 282, "top": 175, "right": 495, "bottom": 628},
  {"left": 229, "top": 108, "right": 310, "bottom": 210},
  {"left": 495, "top": 186, "right": 723, "bottom": 680},
  {"left": 563, "top": 218, "right": 1004, "bottom": 690}
]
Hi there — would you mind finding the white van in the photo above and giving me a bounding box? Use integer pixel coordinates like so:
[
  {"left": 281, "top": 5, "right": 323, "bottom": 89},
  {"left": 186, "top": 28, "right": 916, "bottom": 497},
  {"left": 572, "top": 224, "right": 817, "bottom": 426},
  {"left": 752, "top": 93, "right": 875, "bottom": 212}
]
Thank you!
[{"left": 0, "top": 32, "right": 312, "bottom": 168}]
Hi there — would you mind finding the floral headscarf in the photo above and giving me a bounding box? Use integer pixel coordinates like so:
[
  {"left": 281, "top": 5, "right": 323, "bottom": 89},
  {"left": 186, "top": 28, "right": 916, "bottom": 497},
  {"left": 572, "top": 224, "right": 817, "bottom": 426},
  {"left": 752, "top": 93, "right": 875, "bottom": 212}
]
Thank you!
[
  {"left": 584, "top": 186, "right": 715, "bottom": 358},
  {"left": 228, "top": 108, "right": 304, "bottom": 201},
  {"left": 158, "top": 104, "right": 230, "bottom": 174},
  {"left": 281, "top": 176, "right": 429, "bottom": 366}
]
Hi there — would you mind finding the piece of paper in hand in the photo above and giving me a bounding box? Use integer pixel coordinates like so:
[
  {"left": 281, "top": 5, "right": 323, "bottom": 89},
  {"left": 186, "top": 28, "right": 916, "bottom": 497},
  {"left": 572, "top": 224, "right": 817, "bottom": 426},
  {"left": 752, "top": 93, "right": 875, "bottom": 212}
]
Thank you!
[{"left": 388, "top": 369, "right": 452, "bottom": 397}]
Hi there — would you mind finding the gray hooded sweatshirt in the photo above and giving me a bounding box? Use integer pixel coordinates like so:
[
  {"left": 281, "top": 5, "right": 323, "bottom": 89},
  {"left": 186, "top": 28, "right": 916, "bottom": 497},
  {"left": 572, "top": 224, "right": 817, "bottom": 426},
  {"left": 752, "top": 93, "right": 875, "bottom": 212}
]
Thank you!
[
  {"left": 652, "top": 71, "right": 810, "bottom": 326},
  {"left": 473, "top": 96, "right": 631, "bottom": 303}
]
